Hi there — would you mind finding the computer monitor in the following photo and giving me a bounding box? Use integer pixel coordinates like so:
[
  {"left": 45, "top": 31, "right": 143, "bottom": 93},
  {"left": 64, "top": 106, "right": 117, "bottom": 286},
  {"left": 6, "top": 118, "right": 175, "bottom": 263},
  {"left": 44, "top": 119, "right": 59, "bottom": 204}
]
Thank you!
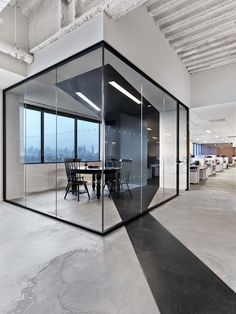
[{"left": 106, "top": 161, "right": 113, "bottom": 168}]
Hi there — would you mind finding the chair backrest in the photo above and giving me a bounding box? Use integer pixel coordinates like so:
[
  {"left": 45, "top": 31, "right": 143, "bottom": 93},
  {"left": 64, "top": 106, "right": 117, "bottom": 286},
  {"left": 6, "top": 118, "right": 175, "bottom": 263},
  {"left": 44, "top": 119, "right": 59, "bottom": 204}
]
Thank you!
[
  {"left": 120, "top": 159, "right": 132, "bottom": 183},
  {"left": 111, "top": 158, "right": 120, "bottom": 168},
  {"left": 64, "top": 158, "right": 81, "bottom": 180}
]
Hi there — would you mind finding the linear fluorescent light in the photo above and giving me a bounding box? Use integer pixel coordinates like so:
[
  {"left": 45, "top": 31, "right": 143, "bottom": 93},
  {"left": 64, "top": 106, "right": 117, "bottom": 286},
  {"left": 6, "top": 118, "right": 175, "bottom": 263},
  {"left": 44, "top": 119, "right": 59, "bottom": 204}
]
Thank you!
[
  {"left": 109, "top": 81, "right": 141, "bottom": 104},
  {"left": 147, "top": 128, "right": 152, "bottom": 131},
  {"left": 206, "top": 130, "right": 211, "bottom": 134},
  {"left": 75, "top": 92, "right": 101, "bottom": 111}
]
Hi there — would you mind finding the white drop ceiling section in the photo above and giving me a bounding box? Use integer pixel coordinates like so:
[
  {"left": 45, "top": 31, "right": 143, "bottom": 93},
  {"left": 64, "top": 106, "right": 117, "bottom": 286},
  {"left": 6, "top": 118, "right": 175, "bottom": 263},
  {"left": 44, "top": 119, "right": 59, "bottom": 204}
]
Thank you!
[
  {"left": 190, "top": 103, "right": 236, "bottom": 144},
  {"left": 146, "top": 0, "right": 236, "bottom": 74}
]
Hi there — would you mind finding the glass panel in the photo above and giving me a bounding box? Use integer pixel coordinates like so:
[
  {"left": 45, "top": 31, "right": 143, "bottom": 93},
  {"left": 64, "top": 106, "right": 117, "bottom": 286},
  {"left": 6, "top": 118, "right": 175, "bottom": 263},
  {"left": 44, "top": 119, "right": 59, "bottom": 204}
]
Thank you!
[
  {"left": 142, "top": 78, "right": 165, "bottom": 208},
  {"left": 103, "top": 48, "right": 142, "bottom": 231},
  {"left": 56, "top": 48, "right": 103, "bottom": 232},
  {"left": 24, "top": 71, "right": 57, "bottom": 216},
  {"left": 77, "top": 119, "right": 99, "bottom": 161},
  {"left": 24, "top": 108, "right": 41, "bottom": 163},
  {"left": 44, "top": 112, "right": 57, "bottom": 162},
  {"left": 162, "top": 94, "right": 177, "bottom": 199},
  {"left": 179, "top": 104, "right": 188, "bottom": 193},
  {"left": 5, "top": 85, "right": 26, "bottom": 206},
  {"left": 57, "top": 115, "right": 75, "bottom": 162}
]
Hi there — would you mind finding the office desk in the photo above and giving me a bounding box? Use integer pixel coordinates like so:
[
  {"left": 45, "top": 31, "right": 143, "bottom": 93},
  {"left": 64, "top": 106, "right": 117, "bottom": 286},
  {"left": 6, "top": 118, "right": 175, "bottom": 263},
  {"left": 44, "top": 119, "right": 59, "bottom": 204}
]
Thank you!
[{"left": 74, "top": 167, "right": 120, "bottom": 199}]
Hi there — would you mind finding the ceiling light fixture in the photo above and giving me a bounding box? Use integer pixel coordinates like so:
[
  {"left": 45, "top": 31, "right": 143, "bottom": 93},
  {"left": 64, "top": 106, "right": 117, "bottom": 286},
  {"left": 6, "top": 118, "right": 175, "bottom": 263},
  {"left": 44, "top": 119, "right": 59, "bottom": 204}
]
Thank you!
[
  {"left": 215, "top": 135, "right": 219, "bottom": 138},
  {"left": 109, "top": 81, "right": 141, "bottom": 104},
  {"left": 206, "top": 130, "right": 211, "bottom": 134},
  {"left": 152, "top": 136, "right": 158, "bottom": 139},
  {"left": 75, "top": 92, "right": 101, "bottom": 111},
  {"left": 147, "top": 128, "right": 152, "bottom": 131}
]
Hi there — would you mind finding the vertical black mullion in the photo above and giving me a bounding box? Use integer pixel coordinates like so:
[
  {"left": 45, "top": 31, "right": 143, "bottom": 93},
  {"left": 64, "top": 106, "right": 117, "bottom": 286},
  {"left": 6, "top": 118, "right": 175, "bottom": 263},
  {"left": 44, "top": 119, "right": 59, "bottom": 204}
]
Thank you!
[
  {"left": 101, "top": 44, "right": 105, "bottom": 233},
  {"left": 41, "top": 111, "right": 44, "bottom": 163},
  {"left": 186, "top": 107, "right": 190, "bottom": 190},
  {"left": 176, "top": 102, "right": 180, "bottom": 196},
  {"left": 98, "top": 122, "right": 101, "bottom": 161},
  {"left": 75, "top": 118, "right": 77, "bottom": 159},
  {"left": 3, "top": 91, "right": 6, "bottom": 200}
]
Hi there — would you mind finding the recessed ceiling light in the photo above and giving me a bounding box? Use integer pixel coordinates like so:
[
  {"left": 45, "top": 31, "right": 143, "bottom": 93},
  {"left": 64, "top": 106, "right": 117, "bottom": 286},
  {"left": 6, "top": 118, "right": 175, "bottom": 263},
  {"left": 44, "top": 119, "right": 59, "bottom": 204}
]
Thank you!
[
  {"left": 109, "top": 81, "right": 141, "bottom": 104},
  {"left": 206, "top": 130, "right": 211, "bottom": 134},
  {"left": 147, "top": 128, "right": 152, "bottom": 131},
  {"left": 75, "top": 92, "right": 101, "bottom": 111},
  {"left": 203, "top": 140, "right": 207, "bottom": 143},
  {"left": 148, "top": 105, "right": 152, "bottom": 107},
  {"left": 221, "top": 138, "right": 224, "bottom": 141},
  {"left": 215, "top": 135, "right": 219, "bottom": 138}
]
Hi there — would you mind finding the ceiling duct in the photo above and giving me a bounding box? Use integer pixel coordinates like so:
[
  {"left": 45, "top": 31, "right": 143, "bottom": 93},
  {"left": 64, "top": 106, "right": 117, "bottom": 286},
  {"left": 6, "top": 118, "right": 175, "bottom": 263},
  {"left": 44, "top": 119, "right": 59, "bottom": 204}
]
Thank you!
[{"left": 0, "top": 40, "right": 33, "bottom": 63}]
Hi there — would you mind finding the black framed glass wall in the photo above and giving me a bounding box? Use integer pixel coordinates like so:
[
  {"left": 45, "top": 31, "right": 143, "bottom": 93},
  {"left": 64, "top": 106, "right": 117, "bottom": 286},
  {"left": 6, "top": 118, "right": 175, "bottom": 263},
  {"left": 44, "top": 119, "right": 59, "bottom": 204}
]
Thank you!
[{"left": 4, "top": 42, "right": 189, "bottom": 234}]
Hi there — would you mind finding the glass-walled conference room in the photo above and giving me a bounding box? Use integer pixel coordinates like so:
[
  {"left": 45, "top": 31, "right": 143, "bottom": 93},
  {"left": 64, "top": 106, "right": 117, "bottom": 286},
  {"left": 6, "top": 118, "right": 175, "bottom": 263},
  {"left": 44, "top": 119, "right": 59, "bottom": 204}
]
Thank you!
[{"left": 4, "top": 43, "right": 188, "bottom": 234}]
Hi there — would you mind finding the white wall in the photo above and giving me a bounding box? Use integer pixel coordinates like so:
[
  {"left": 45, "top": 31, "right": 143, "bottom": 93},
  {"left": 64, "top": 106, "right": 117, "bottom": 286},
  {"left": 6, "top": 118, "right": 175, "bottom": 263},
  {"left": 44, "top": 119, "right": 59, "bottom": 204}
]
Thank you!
[
  {"left": 104, "top": 6, "right": 191, "bottom": 106},
  {"left": 191, "top": 62, "right": 236, "bottom": 108}
]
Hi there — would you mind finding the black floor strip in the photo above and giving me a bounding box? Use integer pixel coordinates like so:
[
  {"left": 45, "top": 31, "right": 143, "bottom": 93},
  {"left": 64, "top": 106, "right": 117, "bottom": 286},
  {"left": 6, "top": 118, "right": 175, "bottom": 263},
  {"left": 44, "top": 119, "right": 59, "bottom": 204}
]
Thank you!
[
  {"left": 111, "top": 178, "right": 159, "bottom": 221},
  {"left": 126, "top": 214, "right": 236, "bottom": 314}
]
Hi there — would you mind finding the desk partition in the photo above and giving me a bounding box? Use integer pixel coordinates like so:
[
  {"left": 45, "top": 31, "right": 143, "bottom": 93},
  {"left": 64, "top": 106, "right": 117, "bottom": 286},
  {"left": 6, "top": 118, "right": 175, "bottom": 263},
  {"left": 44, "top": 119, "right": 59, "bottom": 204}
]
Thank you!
[{"left": 3, "top": 42, "right": 189, "bottom": 234}]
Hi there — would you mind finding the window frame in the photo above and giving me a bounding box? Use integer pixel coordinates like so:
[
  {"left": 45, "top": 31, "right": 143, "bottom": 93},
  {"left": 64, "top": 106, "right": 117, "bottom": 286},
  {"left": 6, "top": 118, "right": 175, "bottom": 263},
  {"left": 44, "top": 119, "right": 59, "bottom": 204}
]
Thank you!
[{"left": 24, "top": 104, "right": 101, "bottom": 164}]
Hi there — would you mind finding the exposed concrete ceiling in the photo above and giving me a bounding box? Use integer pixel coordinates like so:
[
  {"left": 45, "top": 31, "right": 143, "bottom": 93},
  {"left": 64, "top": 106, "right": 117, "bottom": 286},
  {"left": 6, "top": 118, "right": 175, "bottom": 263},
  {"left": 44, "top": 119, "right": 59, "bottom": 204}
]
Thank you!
[
  {"left": 146, "top": 0, "right": 236, "bottom": 74},
  {"left": 14, "top": 0, "right": 149, "bottom": 53}
]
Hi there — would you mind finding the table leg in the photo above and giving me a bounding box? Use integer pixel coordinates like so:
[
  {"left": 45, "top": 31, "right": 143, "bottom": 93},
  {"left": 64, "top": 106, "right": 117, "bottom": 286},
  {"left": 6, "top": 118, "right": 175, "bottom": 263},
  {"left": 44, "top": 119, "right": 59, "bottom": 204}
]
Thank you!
[
  {"left": 96, "top": 173, "right": 101, "bottom": 199},
  {"left": 92, "top": 174, "right": 96, "bottom": 191}
]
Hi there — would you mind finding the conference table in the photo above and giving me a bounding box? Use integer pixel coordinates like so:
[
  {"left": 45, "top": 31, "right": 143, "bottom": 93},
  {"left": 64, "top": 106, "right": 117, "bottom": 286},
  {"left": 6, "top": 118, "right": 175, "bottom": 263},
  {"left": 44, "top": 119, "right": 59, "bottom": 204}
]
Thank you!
[{"left": 73, "top": 167, "right": 120, "bottom": 199}]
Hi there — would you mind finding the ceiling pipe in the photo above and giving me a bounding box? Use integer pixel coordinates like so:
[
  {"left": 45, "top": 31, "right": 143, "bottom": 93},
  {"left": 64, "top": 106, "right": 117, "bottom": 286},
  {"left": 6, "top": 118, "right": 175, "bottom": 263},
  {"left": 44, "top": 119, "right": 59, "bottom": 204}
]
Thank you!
[
  {"left": 0, "top": 40, "right": 34, "bottom": 63},
  {"left": 0, "top": 0, "right": 11, "bottom": 12},
  {"left": 30, "top": 0, "right": 149, "bottom": 54}
]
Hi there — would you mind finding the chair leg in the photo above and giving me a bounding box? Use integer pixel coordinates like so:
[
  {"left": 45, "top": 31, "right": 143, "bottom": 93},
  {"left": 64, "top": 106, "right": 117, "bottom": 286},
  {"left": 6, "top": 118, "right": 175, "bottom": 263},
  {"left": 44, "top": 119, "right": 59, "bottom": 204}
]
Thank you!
[
  {"left": 109, "top": 183, "right": 115, "bottom": 198},
  {"left": 127, "top": 183, "right": 132, "bottom": 197},
  {"left": 64, "top": 183, "right": 70, "bottom": 199},
  {"left": 77, "top": 185, "right": 80, "bottom": 202},
  {"left": 84, "top": 183, "right": 90, "bottom": 199}
]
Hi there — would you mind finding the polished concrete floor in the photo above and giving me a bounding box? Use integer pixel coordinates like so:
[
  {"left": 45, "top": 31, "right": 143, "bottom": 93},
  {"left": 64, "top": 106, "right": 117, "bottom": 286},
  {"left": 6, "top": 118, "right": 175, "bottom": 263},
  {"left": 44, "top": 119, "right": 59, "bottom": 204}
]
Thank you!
[{"left": 1, "top": 167, "right": 236, "bottom": 313}]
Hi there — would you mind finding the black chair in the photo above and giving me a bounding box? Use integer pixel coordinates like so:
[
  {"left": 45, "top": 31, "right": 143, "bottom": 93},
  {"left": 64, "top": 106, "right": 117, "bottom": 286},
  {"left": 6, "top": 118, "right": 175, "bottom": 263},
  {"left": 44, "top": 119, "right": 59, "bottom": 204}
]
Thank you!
[
  {"left": 107, "top": 159, "right": 132, "bottom": 197},
  {"left": 119, "top": 159, "right": 132, "bottom": 197},
  {"left": 64, "top": 158, "right": 90, "bottom": 201}
]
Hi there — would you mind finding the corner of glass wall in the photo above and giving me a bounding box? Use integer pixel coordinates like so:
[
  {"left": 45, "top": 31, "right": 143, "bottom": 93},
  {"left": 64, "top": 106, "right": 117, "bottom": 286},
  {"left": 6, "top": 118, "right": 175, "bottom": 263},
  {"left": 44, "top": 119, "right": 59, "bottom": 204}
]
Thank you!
[
  {"left": 5, "top": 85, "right": 26, "bottom": 207},
  {"left": 102, "top": 47, "right": 143, "bottom": 231}
]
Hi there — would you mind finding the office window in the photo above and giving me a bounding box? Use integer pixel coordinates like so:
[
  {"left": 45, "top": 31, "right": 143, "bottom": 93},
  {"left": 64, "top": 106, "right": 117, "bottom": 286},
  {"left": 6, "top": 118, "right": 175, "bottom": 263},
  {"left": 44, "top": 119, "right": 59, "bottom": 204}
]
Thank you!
[
  {"left": 44, "top": 112, "right": 57, "bottom": 162},
  {"left": 24, "top": 108, "right": 41, "bottom": 163},
  {"left": 77, "top": 120, "right": 99, "bottom": 161},
  {"left": 57, "top": 115, "right": 75, "bottom": 162}
]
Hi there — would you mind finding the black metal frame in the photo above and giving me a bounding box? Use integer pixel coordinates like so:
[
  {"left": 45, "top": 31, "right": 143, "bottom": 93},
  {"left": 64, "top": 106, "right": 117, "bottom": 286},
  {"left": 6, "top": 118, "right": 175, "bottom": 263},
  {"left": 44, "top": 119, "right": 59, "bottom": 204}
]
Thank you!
[
  {"left": 3, "top": 40, "right": 190, "bottom": 236},
  {"left": 23, "top": 103, "right": 101, "bottom": 164}
]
